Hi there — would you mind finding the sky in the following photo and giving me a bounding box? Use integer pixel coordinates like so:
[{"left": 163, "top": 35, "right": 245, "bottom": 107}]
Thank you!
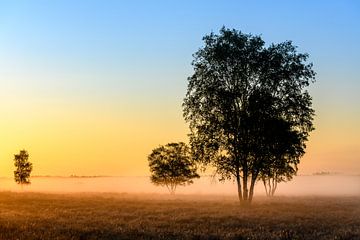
[{"left": 0, "top": 1, "right": 359, "bottom": 177}]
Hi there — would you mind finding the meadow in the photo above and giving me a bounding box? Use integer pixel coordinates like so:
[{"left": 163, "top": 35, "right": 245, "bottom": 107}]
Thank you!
[{"left": 0, "top": 192, "right": 359, "bottom": 240}]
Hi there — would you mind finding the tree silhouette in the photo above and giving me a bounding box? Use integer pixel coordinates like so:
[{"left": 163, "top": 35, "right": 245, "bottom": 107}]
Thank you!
[
  {"left": 256, "top": 116, "right": 303, "bottom": 197},
  {"left": 148, "top": 142, "right": 199, "bottom": 194},
  {"left": 260, "top": 160, "right": 297, "bottom": 197},
  {"left": 14, "top": 150, "right": 33, "bottom": 186},
  {"left": 183, "top": 27, "right": 315, "bottom": 204}
]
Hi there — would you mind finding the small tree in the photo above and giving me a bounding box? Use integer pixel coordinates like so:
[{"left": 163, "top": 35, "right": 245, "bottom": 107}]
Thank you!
[
  {"left": 148, "top": 142, "right": 200, "bottom": 194},
  {"left": 260, "top": 159, "right": 298, "bottom": 197},
  {"left": 14, "top": 150, "right": 33, "bottom": 186},
  {"left": 255, "top": 116, "right": 304, "bottom": 197}
]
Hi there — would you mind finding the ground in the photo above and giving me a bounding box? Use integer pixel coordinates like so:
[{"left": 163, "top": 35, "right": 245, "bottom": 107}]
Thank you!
[{"left": 0, "top": 192, "right": 359, "bottom": 240}]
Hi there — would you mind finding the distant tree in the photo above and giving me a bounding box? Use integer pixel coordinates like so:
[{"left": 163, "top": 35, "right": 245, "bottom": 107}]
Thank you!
[
  {"left": 257, "top": 118, "right": 304, "bottom": 197},
  {"left": 183, "top": 27, "right": 315, "bottom": 204},
  {"left": 260, "top": 161, "right": 297, "bottom": 197},
  {"left": 148, "top": 142, "right": 200, "bottom": 194},
  {"left": 14, "top": 150, "right": 33, "bottom": 186}
]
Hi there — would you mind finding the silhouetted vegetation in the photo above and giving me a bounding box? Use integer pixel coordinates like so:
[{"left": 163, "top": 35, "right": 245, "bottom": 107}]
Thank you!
[
  {"left": 258, "top": 120, "right": 302, "bottom": 197},
  {"left": 0, "top": 192, "right": 359, "bottom": 240},
  {"left": 313, "top": 171, "right": 337, "bottom": 176},
  {"left": 260, "top": 160, "right": 296, "bottom": 197},
  {"left": 13, "top": 149, "right": 33, "bottom": 186},
  {"left": 183, "top": 27, "right": 315, "bottom": 204},
  {"left": 148, "top": 142, "right": 199, "bottom": 194}
]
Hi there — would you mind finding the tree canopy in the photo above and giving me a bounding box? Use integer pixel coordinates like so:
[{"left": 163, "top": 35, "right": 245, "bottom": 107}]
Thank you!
[
  {"left": 148, "top": 142, "right": 200, "bottom": 194},
  {"left": 14, "top": 149, "right": 33, "bottom": 185},
  {"left": 183, "top": 27, "right": 315, "bottom": 204}
]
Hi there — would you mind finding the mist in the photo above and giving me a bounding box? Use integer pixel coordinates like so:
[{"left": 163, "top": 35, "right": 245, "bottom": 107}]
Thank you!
[{"left": 1, "top": 175, "right": 359, "bottom": 196}]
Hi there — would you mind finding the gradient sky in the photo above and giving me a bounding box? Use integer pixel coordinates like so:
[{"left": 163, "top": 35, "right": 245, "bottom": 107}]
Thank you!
[{"left": 0, "top": 1, "right": 359, "bottom": 177}]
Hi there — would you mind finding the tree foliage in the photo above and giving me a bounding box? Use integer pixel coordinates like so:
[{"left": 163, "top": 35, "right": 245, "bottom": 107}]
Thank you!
[
  {"left": 148, "top": 142, "right": 199, "bottom": 194},
  {"left": 183, "top": 27, "right": 315, "bottom": 204},
  {"left": 257, "top": 119, "right": 301, "bottom": 197},
  {"left": 14, "top": 150, "right": 33, "bottom": 185}
]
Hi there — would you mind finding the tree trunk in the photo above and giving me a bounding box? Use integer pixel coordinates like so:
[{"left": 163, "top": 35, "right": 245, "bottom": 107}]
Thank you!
[
  {"left": 242, "top": 169, "right": 248, "bottom": 201},
  {"left": 236, "top": 169, "right": 243, "bottom": 203},
  {"left": 271, "top": 179, "right": 277, "bottom": 196},
  {"left": 263, "top": 179, "right": 268, "bottom": 196},
  {"left": 262, "top": 178, "right": 270, "bottom": 197},
  {"left": 166, "top": 183, "right": 176, "bottom": 195},
  {"left": 248, "top": 173, "right": 257, "bottom": 202},
  {"left": 263, "top": 178, "right": 277, "bottom": 197}
]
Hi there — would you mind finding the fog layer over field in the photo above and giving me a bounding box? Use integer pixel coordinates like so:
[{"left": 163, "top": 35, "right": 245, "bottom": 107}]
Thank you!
[{"left": 0, "top": 175, "right": 359, "bottom": 196}]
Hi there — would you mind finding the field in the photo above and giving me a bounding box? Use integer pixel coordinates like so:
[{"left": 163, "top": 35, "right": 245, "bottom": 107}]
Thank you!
[{"left": 0, "top": 192, "right": 359, "bottom": 240}]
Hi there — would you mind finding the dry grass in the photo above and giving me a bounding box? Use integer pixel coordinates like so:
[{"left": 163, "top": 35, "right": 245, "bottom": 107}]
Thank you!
[{"left": 0, "top": 192, "right": 359, "bottom": 239}]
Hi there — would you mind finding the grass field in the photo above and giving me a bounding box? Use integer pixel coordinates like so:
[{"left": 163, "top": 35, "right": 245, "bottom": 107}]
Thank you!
[{"left": 0, "top": 192, "right": 359, "bottom": 240}]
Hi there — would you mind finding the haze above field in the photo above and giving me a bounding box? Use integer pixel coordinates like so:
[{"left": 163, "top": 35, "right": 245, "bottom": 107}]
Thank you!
[
  {"left": 0, "top": 1, "right": 359, "bottom": 177},
  {"left": 0, "top": 175, "right": 359, "bottom": 196}
]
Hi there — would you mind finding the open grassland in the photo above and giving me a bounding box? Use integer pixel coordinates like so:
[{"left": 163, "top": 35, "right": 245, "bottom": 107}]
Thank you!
[{"left": 0, "top": 192, "right": 359, "bottom": 240}]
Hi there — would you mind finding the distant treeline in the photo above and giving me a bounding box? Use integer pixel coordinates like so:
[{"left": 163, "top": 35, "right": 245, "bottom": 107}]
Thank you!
[
  {"left": 312, "top": 171, "right": 340, "bottom": 176},
  {"left": 31, "top": 175, "right": 111, "bottom": 178}
]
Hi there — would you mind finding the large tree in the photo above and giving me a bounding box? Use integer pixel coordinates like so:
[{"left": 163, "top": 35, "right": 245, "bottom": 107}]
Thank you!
[
  {"left": 148, "top": 142, "right": 200, "bottom": 194},
  {"left": 183, "top": 27, "right": 315, "bottom": 204},
  {"left": 14, "top": 149, "right": 33, "bottom": 186}
]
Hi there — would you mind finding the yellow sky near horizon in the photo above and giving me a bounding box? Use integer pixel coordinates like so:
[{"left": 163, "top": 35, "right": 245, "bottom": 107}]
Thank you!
[
  {"left": 0, "top": 95, "right": 189, "bottom": 177},
  {"left": 1, "top": 92, "right": 359, "bottom": 177}
]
